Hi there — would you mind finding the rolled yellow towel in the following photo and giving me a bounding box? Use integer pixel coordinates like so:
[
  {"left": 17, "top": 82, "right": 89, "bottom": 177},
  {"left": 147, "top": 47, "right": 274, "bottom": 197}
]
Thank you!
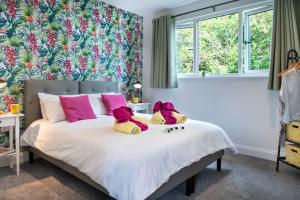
[
  {"left": 132, "top": 116, "right": 148, "bottom": 125},
  {"left": 172, "top": 111, "right": 187, "bottom": 124},
  {"left": 114, "top": 121, "right": 141, "bottom": 134},
  {"left": 151, "top": 111, "right": 166, "bottom": 124}
]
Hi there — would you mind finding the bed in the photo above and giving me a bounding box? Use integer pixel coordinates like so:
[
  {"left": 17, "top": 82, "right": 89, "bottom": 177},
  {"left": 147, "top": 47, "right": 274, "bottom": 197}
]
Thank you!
[{"left": 21, "top": 80, "right": 236, "bottom": 200}]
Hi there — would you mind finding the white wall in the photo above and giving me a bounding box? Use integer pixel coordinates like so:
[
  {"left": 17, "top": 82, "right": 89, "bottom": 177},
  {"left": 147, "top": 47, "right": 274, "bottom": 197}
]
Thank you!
[
  {"left": 142, "top": 13, "right": 154, "bottom": 101},
  {"left": 143, "top": 0, "right": 280, "bottom": 161}
]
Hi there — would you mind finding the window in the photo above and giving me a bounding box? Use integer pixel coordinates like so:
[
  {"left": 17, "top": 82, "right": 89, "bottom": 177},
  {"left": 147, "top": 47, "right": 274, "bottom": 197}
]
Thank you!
[
  {"left": 244, "top": 9, "right": 273, "bottom": 73},
  {"left": 199, "top": 13, "right": 239, "bottom": 74},
  {"left": 175, "top": 4, "right": 273, "bottom": 77},
  {"left": 176, "top": 25, "right": 194, "bottom": 74}
]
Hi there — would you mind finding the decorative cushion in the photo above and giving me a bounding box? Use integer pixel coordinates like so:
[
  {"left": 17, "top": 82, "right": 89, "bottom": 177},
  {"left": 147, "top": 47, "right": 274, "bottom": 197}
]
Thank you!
[
  {"left": 101, "top": 93, "right": 127, "bottom": 115},
  {"left": 59, "top": 95, "right": 96, "bottom": 122}
]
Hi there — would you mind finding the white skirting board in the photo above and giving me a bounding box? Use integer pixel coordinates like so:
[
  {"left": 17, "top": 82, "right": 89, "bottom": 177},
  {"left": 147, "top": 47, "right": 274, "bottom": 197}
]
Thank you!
[
  {"left": 235, "top": 144, "right": 277, "bottom": 161},
  {"left": 0, "top": 145, "right": 277, "bottom": 168}
]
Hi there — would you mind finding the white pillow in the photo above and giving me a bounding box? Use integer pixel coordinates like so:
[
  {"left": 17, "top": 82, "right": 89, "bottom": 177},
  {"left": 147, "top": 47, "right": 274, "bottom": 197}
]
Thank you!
[
  {"left": 42, "top": 99, "right": 66, "bottom": 123},
  {"left": 83, "top": 94, "right": 107, "bottom": 116},
  {"left": 38, "top": 93, "right": 59, "bottom": 120},
  {"left": 38, "top": 93, "right": 65, "bottom": 123},
  {"left": 39, "top": 99, "right": 48, "bottom": 120},
  {"left": 82, "top": 93, "right": 119, "bottom": 116}
]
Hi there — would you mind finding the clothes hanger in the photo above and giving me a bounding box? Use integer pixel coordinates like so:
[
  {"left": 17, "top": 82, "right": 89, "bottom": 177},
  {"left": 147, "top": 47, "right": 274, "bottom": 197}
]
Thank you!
[
  {"left": 278, "top": 62, "right": 300, "bottom": 77},
  {"left": 277, "top": 50, "right": 300, "bottom": 77}
]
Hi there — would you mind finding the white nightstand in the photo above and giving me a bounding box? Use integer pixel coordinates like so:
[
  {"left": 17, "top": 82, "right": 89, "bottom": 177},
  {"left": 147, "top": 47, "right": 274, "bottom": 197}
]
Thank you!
[
  {"left": 128, "top": 103, "right": 151, "bottom": 114},
  {"left": 0, "top": 113, "right": 24, "bottom": 175}
]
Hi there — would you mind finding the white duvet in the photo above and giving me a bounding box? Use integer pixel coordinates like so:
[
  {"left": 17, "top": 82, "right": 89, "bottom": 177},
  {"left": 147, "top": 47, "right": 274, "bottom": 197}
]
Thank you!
[{"left": 21, "top": 114, "right": 236, "bottom": 200}]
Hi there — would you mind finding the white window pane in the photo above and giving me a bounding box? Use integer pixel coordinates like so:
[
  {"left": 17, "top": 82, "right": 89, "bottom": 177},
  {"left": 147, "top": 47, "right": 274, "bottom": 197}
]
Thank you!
[
  {"left": 176, "top": 27, "right": 194, "bottom": 73},
  {"left": 199, "top": 13, "right": 239, "bottom": 74},
  {"left": 248, "top": 10, "right": 273, "bottom": 71}
]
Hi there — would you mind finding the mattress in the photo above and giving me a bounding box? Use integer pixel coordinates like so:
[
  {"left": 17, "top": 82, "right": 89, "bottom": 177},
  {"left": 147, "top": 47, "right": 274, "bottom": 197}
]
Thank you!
[{"left": 21, "top": 113, "right": 236, "bottom": 200}]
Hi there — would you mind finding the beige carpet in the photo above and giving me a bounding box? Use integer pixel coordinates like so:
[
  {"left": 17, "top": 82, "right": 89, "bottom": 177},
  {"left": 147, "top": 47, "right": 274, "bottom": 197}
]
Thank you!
[{"left": 0, "top": 154, "right": 299, "bottom": 200}]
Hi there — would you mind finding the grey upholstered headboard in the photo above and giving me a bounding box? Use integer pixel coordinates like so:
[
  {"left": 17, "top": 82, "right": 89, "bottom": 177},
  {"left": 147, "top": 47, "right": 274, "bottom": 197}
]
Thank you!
[
  {"left": 79, "top": 81, "right": 117, "bottom": 94},
  {"left": 24, "top": 80, "right": 118, "bottom": 128}
]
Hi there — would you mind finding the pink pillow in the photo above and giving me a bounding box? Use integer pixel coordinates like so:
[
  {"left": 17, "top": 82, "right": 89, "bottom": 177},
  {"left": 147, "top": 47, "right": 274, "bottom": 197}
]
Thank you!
[
  {"left": 59, "top": 95, "right": 96, "bottom": 122},
  {"left": 101, "top": 94, "right": 127, "bottom": 115}
]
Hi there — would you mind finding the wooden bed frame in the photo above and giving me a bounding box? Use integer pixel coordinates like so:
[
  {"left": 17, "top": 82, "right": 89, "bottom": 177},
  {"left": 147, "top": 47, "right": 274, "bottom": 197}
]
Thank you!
[{"left": 22, "top": 80, "right": 224, "bottom": 199}]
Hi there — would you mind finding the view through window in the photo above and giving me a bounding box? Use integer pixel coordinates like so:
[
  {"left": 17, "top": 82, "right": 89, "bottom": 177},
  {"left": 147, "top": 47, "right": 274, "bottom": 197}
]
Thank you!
[
  {"left": 175, "top": 5, "right": 273, "bottom": 76},
  {"left": 199, "top": 13, "right": 239, "bottom": 74},
  {"left": 246, "top": 10, "right": 273, "bottom": 71},
  {"left": 176, "top": 26, "right": 194, "bottom": 74}
]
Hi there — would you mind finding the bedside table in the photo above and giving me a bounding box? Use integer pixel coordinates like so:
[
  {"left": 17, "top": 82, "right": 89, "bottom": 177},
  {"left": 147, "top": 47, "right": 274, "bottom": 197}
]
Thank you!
[
  {"left": 128, "top": 103, "right": 151, "bottom": 114},
  {"left": 0, "top": 113, "right": 24, "bottom": 175}
]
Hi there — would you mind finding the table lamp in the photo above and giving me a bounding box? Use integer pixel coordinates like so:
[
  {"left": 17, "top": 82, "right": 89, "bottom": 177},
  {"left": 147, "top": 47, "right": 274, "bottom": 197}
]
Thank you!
[{"left": 132, "top": 81, "right": 142, "bottom": 104}]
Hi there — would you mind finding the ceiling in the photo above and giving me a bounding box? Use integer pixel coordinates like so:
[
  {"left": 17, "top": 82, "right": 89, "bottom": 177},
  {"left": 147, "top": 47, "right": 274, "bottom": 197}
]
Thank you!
[{"left": 102, "top": 0, "right": 200, "bottom": 15}]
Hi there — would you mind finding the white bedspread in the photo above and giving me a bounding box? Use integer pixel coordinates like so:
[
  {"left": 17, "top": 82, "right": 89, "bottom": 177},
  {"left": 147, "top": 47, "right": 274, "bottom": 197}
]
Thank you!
[{"left": 21, "top": 114, "right": 236, "bottom": 200}]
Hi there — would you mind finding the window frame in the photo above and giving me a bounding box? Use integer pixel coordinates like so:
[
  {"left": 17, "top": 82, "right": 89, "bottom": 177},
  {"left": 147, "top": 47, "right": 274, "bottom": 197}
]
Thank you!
[
  {"left": 175, "top": 23, "right": 195, "bottom": 75},
  {"left": 175, "top": 2, "right": 273, "bottom": 78},
  {"left": 243, "top": 6, "right": 273, "bottom": 74}
]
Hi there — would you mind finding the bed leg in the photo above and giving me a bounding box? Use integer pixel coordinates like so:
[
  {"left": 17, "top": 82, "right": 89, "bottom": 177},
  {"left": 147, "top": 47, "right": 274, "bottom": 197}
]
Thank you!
[
  {"left": 29, "top": 151, "right": 34, "bottom": 164},
  {"left": 217, "top": 157, "right": 222, "bottom": 171},
  {"left": 185, "top": 175, "right": 196, "bottom": 196}
]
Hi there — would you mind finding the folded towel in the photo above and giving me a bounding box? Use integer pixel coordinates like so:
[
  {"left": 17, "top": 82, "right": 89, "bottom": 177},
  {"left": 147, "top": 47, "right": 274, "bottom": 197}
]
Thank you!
[
  {"left": 132, "top": 116, "right": 148, "bottom": 125},
  {"left": 172, "top": 111, "right": 187, "bottom": 124},
  {"left": 114, "top": 121, "right": 141, "bottom": 134},
  {"left": 151, "top": 101, "right": 187, "bottom": 125},
  {"left": 151, "top": 111, "right": 166, "bottom": 124},
  {"left": 113, "top": 106, "right": 148, "bottom": 133}
]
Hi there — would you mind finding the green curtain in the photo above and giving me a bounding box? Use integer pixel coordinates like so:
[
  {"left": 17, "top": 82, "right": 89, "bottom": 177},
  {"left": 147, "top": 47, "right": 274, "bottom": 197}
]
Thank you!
[
  {"left": 151, "top": 16, "right": 178, "bottom": 88},
  {"left": 294, "top": 0, "right": 300, "bottom": 39},
  {"left": 268, "top": 0, "right": 300, "bottom": 90}
]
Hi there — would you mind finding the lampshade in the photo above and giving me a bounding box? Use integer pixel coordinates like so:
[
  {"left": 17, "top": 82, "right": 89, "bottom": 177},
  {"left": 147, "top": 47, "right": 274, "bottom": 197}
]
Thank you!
[
  {"left": 0, "top": 80, "right": 6, "bottom": 89},
  {"left": 133, "top": 81, "right": 142, "bottom": 89}
]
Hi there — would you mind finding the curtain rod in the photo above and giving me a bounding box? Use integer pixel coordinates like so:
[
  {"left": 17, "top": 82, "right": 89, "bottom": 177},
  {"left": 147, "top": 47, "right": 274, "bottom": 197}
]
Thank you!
[{"left": 172, "top": 0, "right": 239, "bottom": 18}]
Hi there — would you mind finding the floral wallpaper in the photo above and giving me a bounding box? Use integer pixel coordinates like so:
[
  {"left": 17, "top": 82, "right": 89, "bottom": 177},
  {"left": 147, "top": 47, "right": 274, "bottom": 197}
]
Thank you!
[{"left": 0, "top": 0, "right": 143, "bottom": 111}]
